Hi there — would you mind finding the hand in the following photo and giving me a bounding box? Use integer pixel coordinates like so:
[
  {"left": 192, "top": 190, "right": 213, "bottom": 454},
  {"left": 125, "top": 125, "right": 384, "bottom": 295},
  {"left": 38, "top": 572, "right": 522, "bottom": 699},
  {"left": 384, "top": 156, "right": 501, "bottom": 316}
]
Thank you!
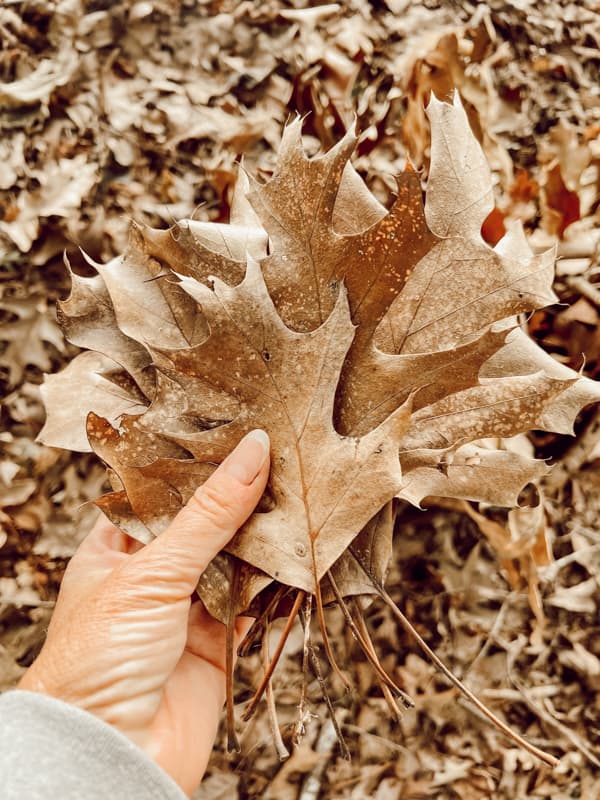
[{"left": 19, "top": 429, "right": 270, "bottom": 797}]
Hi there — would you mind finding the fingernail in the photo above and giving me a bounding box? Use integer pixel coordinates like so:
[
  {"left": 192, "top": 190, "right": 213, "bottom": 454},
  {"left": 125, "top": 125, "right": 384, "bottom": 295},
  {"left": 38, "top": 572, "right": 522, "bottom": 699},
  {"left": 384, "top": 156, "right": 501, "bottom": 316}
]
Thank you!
[{"left": 223, "top": 429, "right": 270, "bottom": 485}]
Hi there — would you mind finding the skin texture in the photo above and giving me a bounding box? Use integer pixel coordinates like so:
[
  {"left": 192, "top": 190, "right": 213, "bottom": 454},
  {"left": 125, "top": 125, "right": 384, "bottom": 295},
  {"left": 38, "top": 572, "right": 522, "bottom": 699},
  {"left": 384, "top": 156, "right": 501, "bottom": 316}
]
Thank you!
[{"left": 19, "top": 430, "right": 271, "bottom": 797}]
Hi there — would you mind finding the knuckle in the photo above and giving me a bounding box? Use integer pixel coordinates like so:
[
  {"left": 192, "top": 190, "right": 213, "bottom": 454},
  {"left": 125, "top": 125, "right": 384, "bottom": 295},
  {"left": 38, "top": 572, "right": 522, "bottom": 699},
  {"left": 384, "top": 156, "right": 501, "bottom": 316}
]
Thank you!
[
  {"left": 113, "top": 576, "right": 187, "bottom": 607},
  {"left": 100, "top": 568, "right": 146, "bottom": 610},
  {"left": 126, "top": 548, "right": 179, "bottom": 585},
  {"left": 109, "top": 552, "right": 194, "bottom": 604},
  {"left": 106, "top": 569, "right": 161, "bottom": 609},
  {"left": 113, "top": 557, "right": 146, "bottom": 589}
]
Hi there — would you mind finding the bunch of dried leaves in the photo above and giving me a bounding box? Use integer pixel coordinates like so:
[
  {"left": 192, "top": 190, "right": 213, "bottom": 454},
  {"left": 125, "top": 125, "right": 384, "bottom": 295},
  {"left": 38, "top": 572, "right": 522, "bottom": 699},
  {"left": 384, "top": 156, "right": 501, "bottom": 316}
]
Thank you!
[{"left": 39, "top": 95, "right": 600, "bottom": 761}]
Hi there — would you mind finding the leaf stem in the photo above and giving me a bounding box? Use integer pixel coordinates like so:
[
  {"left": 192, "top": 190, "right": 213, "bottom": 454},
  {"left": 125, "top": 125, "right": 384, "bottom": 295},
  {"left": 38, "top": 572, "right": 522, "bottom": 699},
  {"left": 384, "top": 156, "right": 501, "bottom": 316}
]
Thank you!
[
  {"left": 327, "top": 570, "right": 413, "bottom": 707},
  {"left": 294, "top": 594, "right": 314, "bottom": 746},
  {"left": 349, "top": 547, "right": 560, "bottom": 768},
  {"left": 237, "top": 584, "right": 288, "bottom": 658},
  {"left": 350, "top": 596, "right": 410, "bottom": 721},
  {"left": 263, "top": 617, "right": 290, "bottom": 760},
  {"left": 242, "top": 589, "right": 305, "bottom": 722},
  {"left": 312, "top": 544, "right": 352, "bottom": 691},
  {"left": 226, "top": 563, "right": 241, "bottom": 752}
]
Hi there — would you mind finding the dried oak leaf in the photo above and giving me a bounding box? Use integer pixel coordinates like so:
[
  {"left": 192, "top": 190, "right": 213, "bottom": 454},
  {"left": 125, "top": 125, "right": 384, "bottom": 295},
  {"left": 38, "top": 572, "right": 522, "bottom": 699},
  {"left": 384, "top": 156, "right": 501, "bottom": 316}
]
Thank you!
[{"left": 40, "top": 95, "right": 600, "bottom": 621}]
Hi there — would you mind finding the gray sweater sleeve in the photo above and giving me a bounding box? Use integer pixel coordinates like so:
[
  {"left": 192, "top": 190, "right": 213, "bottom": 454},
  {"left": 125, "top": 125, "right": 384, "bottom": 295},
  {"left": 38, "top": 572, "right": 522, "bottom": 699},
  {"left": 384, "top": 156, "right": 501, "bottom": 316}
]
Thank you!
[{"left": 0, "top": 690, "right": 188, "bottom": 799}]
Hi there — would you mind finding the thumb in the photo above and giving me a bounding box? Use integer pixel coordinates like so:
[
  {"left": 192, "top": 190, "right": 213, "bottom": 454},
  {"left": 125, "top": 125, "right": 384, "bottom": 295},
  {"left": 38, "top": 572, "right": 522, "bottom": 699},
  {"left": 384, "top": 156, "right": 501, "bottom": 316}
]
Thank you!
[{"left": 117, "top": 429, "right": 270, "bottom": 600}]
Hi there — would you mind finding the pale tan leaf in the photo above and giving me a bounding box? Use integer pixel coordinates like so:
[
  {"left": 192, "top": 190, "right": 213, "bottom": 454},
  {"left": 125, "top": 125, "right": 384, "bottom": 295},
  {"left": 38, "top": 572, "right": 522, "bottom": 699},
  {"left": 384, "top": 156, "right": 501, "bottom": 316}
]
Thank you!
[
  {"left": 481, "top": 330, "right": 600, "bottom": 433},
  {"left": 38, "top": 352, "right": 148, "bottom": 452},
  {"left": 326, "top": 502, "right": 395, "bottom": 600},
  {"left": 401, "top": 373, "right": 574, "bottom": 451},
  {"left": 140, "top": 216, "right": 266, "bottom": 283},
  {"left": 399, "top": 445, "right": 550, "bottom": 508},
  {"left": 375, "top": 237, "right": 557, "bottom": 356},
  {"left": 58, "top": 257, "right": 153, "bottom": 396},
  {"left": 425, "top": 92, "right": 494, "bottom": 238},
  {"left": 247, "top": 117, "right": 437, "bottom": 334},
  {"left": 91, "top": 225, "right": 207, "bottom": 350},
  {"left": 332, "top": 161, "right": 387, "bottom": 235},
  {"left": 546, "top": 578, "right": 598, "bottom": 614},
  {"left": 338, "top": 327, "right": 509, "bottom": 436},
  {"left": 94, "top": 490, "right": 155, "bottom": 546},
  {"left": 0, "top": 49, "right": 77, "bottom": 109}
]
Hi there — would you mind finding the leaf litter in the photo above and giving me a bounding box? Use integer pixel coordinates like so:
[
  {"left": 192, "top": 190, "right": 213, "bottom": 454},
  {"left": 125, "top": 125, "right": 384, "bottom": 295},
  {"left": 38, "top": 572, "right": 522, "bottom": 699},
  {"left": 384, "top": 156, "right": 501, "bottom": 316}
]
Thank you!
[{"left": 3, "top": 1, "right": 600, "bottom": 797}]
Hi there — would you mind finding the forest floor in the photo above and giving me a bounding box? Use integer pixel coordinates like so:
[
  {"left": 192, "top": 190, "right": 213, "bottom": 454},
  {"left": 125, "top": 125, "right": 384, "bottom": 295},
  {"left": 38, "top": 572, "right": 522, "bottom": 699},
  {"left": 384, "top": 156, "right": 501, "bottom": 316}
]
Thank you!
[{"left": 2, "top": 1, "right": 600, "bottom": 798}]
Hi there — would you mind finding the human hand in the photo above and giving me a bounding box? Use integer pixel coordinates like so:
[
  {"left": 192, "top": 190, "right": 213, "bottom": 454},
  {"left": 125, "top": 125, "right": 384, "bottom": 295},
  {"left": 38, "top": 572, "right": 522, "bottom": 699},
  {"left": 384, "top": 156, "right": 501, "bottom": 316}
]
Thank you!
[{"left": 19, "top": 429, "right": 270, "bottom": 797}]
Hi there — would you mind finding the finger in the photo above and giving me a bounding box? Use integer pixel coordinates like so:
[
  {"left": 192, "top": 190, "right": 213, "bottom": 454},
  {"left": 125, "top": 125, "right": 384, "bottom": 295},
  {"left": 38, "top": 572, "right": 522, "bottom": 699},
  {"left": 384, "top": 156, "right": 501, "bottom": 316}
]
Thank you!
[
  {"left": 117, "top": 430, "right": 270, "bottom": 599},
  {"left": 57, "top": 515, "right": 126, "bottom": 593},
  {"left": 185, "top": 605, "right": 254, "bottom": 670},
  {"left": 64, "top": 512, "right": 144, "bottom": 583},
  {"left": 185, "top": 602, "right": 227, "bottom": 668},
  {"left": 78, "top": 514, "right": 131, "bottom": 556}
]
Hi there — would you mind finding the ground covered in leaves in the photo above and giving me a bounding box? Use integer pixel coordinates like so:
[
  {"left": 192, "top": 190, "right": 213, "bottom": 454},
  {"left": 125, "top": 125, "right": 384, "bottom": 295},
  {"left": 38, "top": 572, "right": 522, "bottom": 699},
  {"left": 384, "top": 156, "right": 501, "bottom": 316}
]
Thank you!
[{"left": 2, "top": 1, "right": 600, "bottom": 798}]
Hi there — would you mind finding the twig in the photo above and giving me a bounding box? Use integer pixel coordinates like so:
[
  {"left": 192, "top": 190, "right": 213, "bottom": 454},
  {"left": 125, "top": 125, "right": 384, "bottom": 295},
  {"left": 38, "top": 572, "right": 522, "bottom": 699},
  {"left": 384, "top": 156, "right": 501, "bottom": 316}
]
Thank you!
[
  {"left": 307, "top": 639, "right": 350, "bottom": 760},
  {"left": 242, "top": 589, "right": 305, "bottom": 721},
  {"left": 511, "top": 678, "right": 599, "bottom": 769},
  {"left": 294, "top": 594, "right": 314, "bottom": 745},
  {"left": 298, "top": 719, "right": 338, "bottom": 800},
  {"left": 349, "top": 547, "right": 560, "bottom": 768}
]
